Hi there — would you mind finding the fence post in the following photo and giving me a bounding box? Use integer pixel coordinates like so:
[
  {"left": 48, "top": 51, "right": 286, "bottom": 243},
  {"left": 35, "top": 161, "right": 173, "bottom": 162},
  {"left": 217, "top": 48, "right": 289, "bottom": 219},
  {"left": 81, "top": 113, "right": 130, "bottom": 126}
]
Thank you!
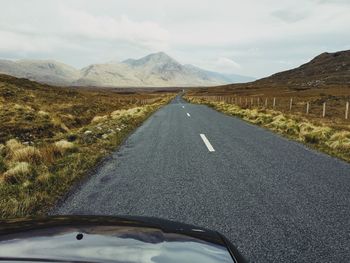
[
  {"left": 239, "top": 97, "right": 242, "bottom": 105},
  {"left": 306, "top": 102, "right": 310, "bottom": 114},
  {"left": 265, "top": 98, "right": 268, "bottom": 108},
  {"left": 346, "top": 102, "right": 349, "bottom": 120},
  {"left": 251, "top": 98, "right": 254, "bottom": 107},
  {"left": 323, "top": 102, "right": 326, "bottom": 117},
  {"left": 273, "top": 97, "right": 276, "bottom": 109},
  {"left": 289, "top": 98, "right": 293, "bottom": 111},
  {"left": 257, "top": 97, "right": 260, "bottom": 107}
]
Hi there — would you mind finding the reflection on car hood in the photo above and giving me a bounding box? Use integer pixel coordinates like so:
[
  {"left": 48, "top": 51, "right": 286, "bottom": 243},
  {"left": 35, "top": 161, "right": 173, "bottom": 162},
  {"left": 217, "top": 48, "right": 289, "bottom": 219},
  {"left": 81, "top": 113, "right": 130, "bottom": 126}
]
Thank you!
[{"left": 0, "top": 216, "right": 243, "bottom": 263}]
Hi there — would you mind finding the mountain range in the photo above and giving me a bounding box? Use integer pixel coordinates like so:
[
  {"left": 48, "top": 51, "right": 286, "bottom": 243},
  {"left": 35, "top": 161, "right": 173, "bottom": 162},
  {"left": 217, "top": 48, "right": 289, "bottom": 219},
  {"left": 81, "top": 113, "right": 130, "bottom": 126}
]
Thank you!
[{"left": 0, "top": 52, "right": 254, "bottom": 87}]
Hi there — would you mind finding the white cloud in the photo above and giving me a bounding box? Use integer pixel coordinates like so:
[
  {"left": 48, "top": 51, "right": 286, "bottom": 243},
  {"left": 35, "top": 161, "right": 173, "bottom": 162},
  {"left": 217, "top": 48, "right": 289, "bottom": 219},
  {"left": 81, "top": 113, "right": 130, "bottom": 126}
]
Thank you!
[
  {"left": 0, "top": 0, "right": 349, "bottom": 77},
  {"left": 209, "top": 57, "right": 241, "bottom": 74},
  {"left": 59, "top": 7, "right": 169, "bottom": 50}
]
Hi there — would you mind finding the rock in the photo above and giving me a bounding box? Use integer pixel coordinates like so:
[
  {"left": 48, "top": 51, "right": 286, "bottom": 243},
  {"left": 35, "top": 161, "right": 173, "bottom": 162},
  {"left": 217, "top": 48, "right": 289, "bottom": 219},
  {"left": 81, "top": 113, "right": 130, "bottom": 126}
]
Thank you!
[{"left": 84, "top": 130, "right": 93, "bottom": 135}]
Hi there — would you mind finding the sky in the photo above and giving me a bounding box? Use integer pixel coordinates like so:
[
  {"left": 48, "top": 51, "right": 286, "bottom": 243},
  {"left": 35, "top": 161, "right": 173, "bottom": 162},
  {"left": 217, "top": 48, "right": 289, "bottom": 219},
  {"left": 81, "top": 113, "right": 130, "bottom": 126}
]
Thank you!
[{"left": 0, "top": 0, "right": 349, "bottom": 78}]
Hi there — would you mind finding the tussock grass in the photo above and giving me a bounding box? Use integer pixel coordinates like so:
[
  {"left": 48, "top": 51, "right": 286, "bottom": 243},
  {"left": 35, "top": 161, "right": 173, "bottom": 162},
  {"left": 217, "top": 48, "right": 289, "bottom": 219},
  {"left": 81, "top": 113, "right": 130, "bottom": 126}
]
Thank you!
[
  {"left": 2, "top": 162, "right": 32, "bottom": 184},
  {"left": 91, "top": 115, "right": 108, "bottom": 123},
  {"left": 6, "top": 139, "right": 24, "bottom": 154},
  {"left": 40, "top": 144, "right": 62, "bottom": 164},
  {"left": 11, "top": 146, "right": 42, "bottom": 164},
  {"left": 186, "top": 96, "right": 350, "bottom": 162},
  {"left": 54, "top": 140, "right": 76, "bottom": 154},
  {"left": 111, "top": 107, "right": 146, "bottom": 119},
  {"left": 0, "top": 74, "right": 175, "bottom": 218}
]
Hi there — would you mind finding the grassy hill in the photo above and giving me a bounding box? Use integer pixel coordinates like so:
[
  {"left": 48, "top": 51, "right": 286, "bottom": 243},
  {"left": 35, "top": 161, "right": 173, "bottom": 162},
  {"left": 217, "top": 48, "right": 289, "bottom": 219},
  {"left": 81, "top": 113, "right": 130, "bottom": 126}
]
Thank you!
[{"left": 256, "top": 50, "right": 350, "bottom": 88}]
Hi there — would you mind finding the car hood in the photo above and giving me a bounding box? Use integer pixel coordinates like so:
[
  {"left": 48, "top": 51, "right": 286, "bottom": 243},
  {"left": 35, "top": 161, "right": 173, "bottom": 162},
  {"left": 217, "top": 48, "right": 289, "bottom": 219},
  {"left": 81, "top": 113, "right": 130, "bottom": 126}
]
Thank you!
[{"left": 0, "top": 216, "right": 244, "bottom": 263}]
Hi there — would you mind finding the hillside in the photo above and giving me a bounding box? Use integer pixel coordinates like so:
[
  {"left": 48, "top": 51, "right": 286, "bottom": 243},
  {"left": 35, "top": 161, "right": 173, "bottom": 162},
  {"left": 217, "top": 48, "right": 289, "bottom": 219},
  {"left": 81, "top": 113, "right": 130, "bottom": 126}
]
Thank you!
[
  {"left": 0, "top": 52, "right": 254, "bottom": 87},
  {"left": 0, "top": 59, "right": 80, "bottom": 85},
  {"left": 254, "top": 50, "right": 350, "bottom": 88}
]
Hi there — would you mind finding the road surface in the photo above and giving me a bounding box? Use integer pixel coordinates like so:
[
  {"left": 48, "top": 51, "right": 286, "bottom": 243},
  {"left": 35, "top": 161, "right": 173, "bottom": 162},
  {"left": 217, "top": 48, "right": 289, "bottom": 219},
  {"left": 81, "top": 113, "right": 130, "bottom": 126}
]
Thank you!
[{"left": 53, "top": 96, "right": 350, "bottom": 262}]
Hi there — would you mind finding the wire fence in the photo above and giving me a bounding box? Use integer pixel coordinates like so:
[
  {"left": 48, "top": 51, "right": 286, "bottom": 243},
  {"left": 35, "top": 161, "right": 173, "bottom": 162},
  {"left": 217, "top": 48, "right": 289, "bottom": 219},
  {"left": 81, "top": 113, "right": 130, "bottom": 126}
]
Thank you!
[{"left": 196, "top": 95, "right": 350, "bottom": 121}]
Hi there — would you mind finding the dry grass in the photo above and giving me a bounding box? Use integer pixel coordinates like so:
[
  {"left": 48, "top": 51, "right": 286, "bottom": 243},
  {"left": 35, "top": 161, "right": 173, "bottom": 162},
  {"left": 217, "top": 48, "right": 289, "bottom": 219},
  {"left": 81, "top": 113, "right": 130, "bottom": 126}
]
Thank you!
[
  {"left": 6, "top": 139, "right": 24, "bottom": 154},
  {"left": 54, "top": 140, "right": 76, "bottom": 154},
  {"left": 186, "top": 96, "right": 350, "bottom": 162},
  {"left": 39, "top": 144, "right": 62, "bottom": 164},
  {"left": 11, "top": 146, "right": 42, "bottom": 164},
  {"left": 111, "top": 107, "right": 146, "bottom": 119},
  {"left": 0, "top": 74, "right": 176, "bottom": 218},
  {"left": 91, "top": 115, "right": 108, "bottom": 123},
  {"left": 2, "top": 162, "right": 32, "bottom": 184}
]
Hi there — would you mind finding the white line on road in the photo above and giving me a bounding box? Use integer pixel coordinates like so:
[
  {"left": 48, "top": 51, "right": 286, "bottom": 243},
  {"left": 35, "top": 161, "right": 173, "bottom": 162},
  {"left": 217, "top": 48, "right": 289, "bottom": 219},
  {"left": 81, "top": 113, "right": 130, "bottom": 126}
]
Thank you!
[
  {"left": 200, "top": 134, "right": 215, "bottom": 152},
  {"left": 187, "top": 113, "right": 191, "bottom": 117}
]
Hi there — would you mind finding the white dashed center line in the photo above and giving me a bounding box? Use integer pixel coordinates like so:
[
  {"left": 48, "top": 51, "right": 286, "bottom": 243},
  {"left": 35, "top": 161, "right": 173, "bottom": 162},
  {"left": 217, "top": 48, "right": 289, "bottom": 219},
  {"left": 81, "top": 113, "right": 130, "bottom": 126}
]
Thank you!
[
  {"left": 200, "top": 134, "right": 215, "bottom": 152},
  {"left": 186, "top": 113, "right": 191, "bottom": 117}
]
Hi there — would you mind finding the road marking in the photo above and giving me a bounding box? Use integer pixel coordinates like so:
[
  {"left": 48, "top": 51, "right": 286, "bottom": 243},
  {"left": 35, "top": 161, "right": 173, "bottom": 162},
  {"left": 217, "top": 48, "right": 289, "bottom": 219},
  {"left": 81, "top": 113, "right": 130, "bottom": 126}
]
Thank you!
[
  {"left": 200, "top": 134, "right": 215, "bottom": 152},
  {"left": 182, "top": 106, "right": 185, "bottom": 108},
  {"left": 186, "top": 113, "right": 191, "bottom": 117}
]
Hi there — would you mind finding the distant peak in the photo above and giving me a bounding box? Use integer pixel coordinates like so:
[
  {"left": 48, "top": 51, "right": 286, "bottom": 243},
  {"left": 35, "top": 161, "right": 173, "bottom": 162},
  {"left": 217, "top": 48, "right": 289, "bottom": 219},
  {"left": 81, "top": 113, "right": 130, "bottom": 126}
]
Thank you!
[
  {"left": 144, "top": 51, "right": 175, "bottom": 61},
  {"left": 152, "top": 51, "right": 167, "bottom": 56},
  {"left": 122, "top": 51, "right": 180, "bottom": 67}
]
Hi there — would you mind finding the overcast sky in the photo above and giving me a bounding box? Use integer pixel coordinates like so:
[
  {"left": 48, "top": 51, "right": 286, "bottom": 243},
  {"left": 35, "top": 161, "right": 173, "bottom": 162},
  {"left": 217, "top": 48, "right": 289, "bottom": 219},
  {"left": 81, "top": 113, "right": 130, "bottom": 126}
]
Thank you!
[{"left": 0, "top": 0, "right": 349, "bottom": 78}]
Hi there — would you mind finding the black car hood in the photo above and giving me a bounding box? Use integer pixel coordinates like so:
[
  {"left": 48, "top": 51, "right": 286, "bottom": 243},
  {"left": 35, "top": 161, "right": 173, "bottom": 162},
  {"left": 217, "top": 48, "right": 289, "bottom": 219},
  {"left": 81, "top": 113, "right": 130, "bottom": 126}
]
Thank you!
[{"left": 0, "top": 216, "right": 244, "bottom": 263}]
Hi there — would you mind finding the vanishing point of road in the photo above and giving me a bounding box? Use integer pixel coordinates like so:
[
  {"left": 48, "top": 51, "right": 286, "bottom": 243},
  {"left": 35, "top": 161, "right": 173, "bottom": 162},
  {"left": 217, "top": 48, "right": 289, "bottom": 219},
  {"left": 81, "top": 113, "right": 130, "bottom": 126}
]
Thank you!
[{"left": 53, "top": 95, "right": 350, "bottom": 262}]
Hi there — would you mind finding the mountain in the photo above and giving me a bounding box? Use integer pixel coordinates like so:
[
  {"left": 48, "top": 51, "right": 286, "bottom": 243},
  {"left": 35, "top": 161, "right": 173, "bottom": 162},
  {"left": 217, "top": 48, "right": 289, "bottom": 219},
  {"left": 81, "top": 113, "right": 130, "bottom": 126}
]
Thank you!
[
  {"left": 76, "top": 62, "right": 143, "bottom": 87},
  {"left": 255, "top": 50, "right": 350, "bottom": 87},
  {"left": 79, "top": 51, "right": 248, "bottom": 87},
  {"left": 0, "top": 52, "right": 254, "bottom": 87},
  {"left": 0, "top": 59, "right": 80, "bottom": 85},
  {"left": 183, "top": 64, "right": 254, "bottom": 84}
]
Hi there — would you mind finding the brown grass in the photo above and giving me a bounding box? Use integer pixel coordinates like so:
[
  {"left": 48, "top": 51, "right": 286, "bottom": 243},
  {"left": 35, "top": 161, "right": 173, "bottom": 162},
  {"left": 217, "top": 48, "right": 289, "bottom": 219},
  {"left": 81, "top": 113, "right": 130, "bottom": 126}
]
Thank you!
[
  {"left": 0, "top": 74, "right": 176, "bottom": 218},
  {"left": 11, "top": 146, "right": 42, "bottom": 164},
  {"left": 2, "top": 162, "right": 32, "bottom": 184}
]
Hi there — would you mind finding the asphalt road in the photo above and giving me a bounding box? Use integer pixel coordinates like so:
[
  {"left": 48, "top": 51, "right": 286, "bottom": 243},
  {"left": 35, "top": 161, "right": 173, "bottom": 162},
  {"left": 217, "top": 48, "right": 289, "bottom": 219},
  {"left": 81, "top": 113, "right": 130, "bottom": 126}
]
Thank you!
[{"left": 53, "top": 95, "right": 350, "bottom": 262}]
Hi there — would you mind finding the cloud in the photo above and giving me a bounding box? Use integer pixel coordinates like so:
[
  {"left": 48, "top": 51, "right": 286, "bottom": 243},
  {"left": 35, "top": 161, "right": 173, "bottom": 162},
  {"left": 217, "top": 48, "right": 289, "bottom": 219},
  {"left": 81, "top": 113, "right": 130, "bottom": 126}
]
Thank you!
[
  {"left": 0, "top": 0, "right": 349, "bottom": 77},
  {"left": 59, "top": 7, "right": 170, "bottom": 50},
  {"left": 211, "top": 57, "right": 241, "bottom": 74},
  {"left": 271, "top": 9, "right": 309, "bottom": 23}
]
